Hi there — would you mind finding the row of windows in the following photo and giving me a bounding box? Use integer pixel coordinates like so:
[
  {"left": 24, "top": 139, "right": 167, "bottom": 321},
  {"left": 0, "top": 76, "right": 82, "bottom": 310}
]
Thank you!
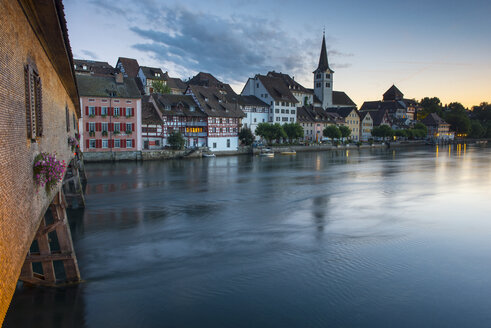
[
  {"left": 274, "top": 101, "right": 296, "bottom": 107},
  {"left": 316, "top": 73, "right": 331, "bottom": 79},
  {"left": 87, "top": 122, "right": 133, "bottom": 133},
  {"left": 275, "top": 117, "right": 295, "bottom": 122},
  {"left": 89, "top": 139, "right": 133, "bottom": 149},
  {"left": 88, "top": 98, "right": 132, "bottom": 104},
  {"left": 209, "top": 118, "right": 238, "bottom": 124},
  {"left": 212, "top": 139, "right": 231, "bottom": 148},
  {"left": 86, "top": 106, "right": 134, "bottom": 117},
  {"left": 315, "top": 82, "right": 331, "bottom": 88},
  {"left": 274, "top": 109, "right": 296, "bottom": 114},
  {"left": 210, "top": 127, "right": 238, "bottom": 133}
]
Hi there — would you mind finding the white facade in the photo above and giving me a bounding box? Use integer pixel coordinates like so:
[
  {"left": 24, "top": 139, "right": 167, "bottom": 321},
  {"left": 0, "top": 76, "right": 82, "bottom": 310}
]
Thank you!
[
  {"left": 242, "top": 107, "right": 269, "bottom": 135},
  {"left": 241, "top": 77, "right": 298, "bottom": 124},
  {"left": 314, "top": 70, "right": 333, "bottom": 109},
  {"left": 208, "top": 136, "right": 238, "bottom": 152}
]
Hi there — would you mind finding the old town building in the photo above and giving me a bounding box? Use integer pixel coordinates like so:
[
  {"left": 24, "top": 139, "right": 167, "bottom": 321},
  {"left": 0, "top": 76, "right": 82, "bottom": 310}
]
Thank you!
[
  {"left": 421, "top": 113, "right": 454, "bottom": 140},
  {"left": 326, "top": 107, "right": 361, "bottom": 141},
  {"left": 238, "top": 95, "right": 270, "bottom": 135},
  {"left": 297, "top": 105, "right": 343, "bottom": 142},
  {"left": 0, "top": 0, "right": 80, "bottom": 322},
  {"left": 77, "top": 73, "right": 142, "bottom": 153},
  {"left": 186, "top": 85, "right": 245, "bottom": 151}
]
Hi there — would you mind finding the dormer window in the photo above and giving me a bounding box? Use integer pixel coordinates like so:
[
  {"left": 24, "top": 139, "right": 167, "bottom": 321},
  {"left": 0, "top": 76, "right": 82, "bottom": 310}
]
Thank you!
[
  {"left": 190, "top": 106, "right": 195, "bottom": 112},
  {"left": 205, "top": 97, "right": 208, "bottom": 102},
  {"left": 83, "top": 65, "right": 87, "bottom": 70},
  {"left": 165, "top": 105, "right": 170, "bottom": 111},
  {"left": 155, "top": 73, "right": 160, "bottom": 77}
]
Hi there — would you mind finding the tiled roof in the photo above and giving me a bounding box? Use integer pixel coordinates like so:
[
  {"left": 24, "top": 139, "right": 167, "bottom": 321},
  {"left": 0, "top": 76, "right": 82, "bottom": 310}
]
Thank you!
[
  {"left": 140, "top": 66, "right": 166, "bottom": 80},
  {"left": 116, "top": 57, "right": 140, "bottom": 78},
  {"left": 237, "top": 95, "right": 269, "bottom": 107},
  {"left": 383, "top": 85, "right": 404, "bottom": 101},
  {"left": 421, "top": 113, "right": 448, "bottom": 126},
  {"left": 326, "top": 107, "right": 359, "bottom": 119},
  {"left": 187, "top": 85, "right": 245, "bottom": 118},
  {"left": 266, "top": 71, "right": 310, "bottom": 93},
  {"left": 142, "top": 96, "right": 163, "bottom": 124},
  {"left": 187, "top": 72, "right": 237, "bottom": 101},
  {"left": 165, "top": 77, "right": 187, "bottom": 92},
  {"left": 314, "top": 34, "right": 333, "bottom": 73},
  {"left": 360, "top": 100, "right": 405, "bottom": 112},
  {"left": 151, "top": 93, "right": 206, "bottom": 117},
  {"left": 297, "top": 105, "right": 342, "bottom": 124},
  {"left": 333, "top": 91, "right": 356, "bottom": 107},
  {"left": 256, "top": 75, "right": 298, "bottom": 103},
  {"left": 76, "top": 74, "right": 141, "bottom": 98},
  {"left": 360, "top": 108, "right": 389, "bottom": 126},
  {"left": 74, "top": 59, "right": 116, "bottom": 76}
]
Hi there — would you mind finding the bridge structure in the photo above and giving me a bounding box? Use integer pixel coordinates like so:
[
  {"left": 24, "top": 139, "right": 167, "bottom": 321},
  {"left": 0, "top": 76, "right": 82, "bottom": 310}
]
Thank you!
[{"left": 0, "top": 0, "right": 83, "bottom": 324}]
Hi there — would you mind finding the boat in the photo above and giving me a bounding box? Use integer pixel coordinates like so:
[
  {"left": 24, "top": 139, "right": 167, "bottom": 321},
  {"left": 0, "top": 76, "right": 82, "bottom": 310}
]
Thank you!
[
  {"left": 202, "top": 153, "right": 216, "bottom": 158},
  {"left": 280, "top": 151, "right": 296, "bottom": 155},
  {"left": 259, "top": 152, "right": 274, "bottom": 157}
]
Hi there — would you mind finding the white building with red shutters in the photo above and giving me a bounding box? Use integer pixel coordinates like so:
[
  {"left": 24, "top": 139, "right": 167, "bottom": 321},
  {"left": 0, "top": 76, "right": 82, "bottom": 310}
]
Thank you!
[
  {"left": 185, "top": 85, "right": 245, "bottom": 151},
  {"left": 76, "top": 73, "right": 142, "bottom": 153}
]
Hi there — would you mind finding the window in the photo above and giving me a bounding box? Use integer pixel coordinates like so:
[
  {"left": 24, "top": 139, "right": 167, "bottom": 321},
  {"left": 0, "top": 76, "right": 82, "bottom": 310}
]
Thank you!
[
  {"left": 89, "top": 139, "right": 96, "bottom": 148},
  {"left": 281, "top": 109, "right": 285, "bottom": 114},
  {"left": 316, "top": 83, "right": 321, "bottom": 88},
  {"left": 254, "top": 118, "right": 257, "bottom": 123},
  {"left": 326, "top": 74, "right": 330, "bottom": 79},
  {"left": 262, "top": 119, "right": 265, "bottom": 122},
  {"left": 282, "top": 117, "right": 288, "bottom": 122},
  {"left": 89, "top": 122, "right": 96, "bottom": 132},
  {"left": 275, "top": 101, "right": 279, "bottom": 106},
  {"left": 73, "top": 113, "right": 76, "bottom": 131},
  {"left": 290, "top": 118, "right": 294, "bottom": 122},
  {"left": 114, "top": 123, "right": 120, "bottom": 132},
  {"left": 326, "top": 83, "right": 330, "bottom": 88},
  {"left": 213, "top": 142, "right": 217, "bottom": 148},
  {"left": 316, "top": 74, "right": 321, "bottom": 79},
  {"left": 102, "top": 123, "right": 108, "bottom": 132},
  {"left": 88, "top": 106, "right": 95, "bottom": 116},
  {"left": 213, "top": 127, "right": 216, "bottom": 133},
  {"left": 101, "top": 106, "right": 108, "bottom": 115},
  {"left": 102, "top": 140, "right": 108, "bottom": 148},
  {"left": 227, "top": 139, "right": 230, "bottom": 148},
  {"left": 126, "top": 123, "right": 132, "bottom": 132},
  {"left": 286, "top": 109, "right": 290, "bottom": 114},
  {"left": 126, "top": 139, "right": 133, "bottom": 148},
  {"left": 275, "top": 109, "right": 279, "bottom": 113},
  {"left": 126, "top": 100, "right": 132, "bottom": 104},
  {"left": 256, "top": 83, "right": 259, "bottom": 88},
  {"left": 114, "top": 139, "right": 120, "bottom": 148},
  {"left": 155, "top": 140, "right": 160, "bottom": 146},
  {"left": 88, "top": 98, "right": 95, "bottom": 102},
  {"left": 114, "top": 107, "right": 120, "bottom": 116},
  {"left": 101, "top": 99, "right": 108, "bottom": 103},
  {"left": 66, "top": 105, "right": 70, "bottom": 132},
  {"left": 126, "top": 107, "right": 132, "bottom": 117},
  {"left": 291, "top": 110, "right": 295, "bottom": 114},
  {"left": 276, "top": 117, "right": 280, "bottom": 121}
]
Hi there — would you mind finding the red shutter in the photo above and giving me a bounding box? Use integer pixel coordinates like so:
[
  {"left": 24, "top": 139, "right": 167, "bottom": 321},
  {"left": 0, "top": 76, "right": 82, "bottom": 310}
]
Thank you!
[
  {"left": 132, "top": 123, "right": 135, "bottom": 132},
  {"left": 85, "top": 106, "right": 89, "bottom": 115},
  {"left": 95, "top": 123, "right": 99, "bottom": 131},
  {"left": 109, "top": 123, "right": 113, "bottom": 132},
  {"left": 86, "top": 139, "right": 90, "bottom": 149},
  {"left": 109, "top": 139, "right": 113, "bottom": 148},
  {"left": 109, "top": 107, "right": 113, "bottom": 116},
  {"left": 132, "top": 108, "right": 135, "bottom": 117},
  {"left": 86, "top": 122, "right": 89, "bottom": 131},
  {"left": 97, "top": 139, "right": 102, "bottom": 148},
  {"left": 97, "top": 107, "right": 101, "bottom": 115},
  {"left": 132, "top": 139, "right": 135, "bottom": 148},
  {"left": 122, "top": 108, "right": 126, "bottom": 117},
  {"left": 122, "top": 139, "right": 126, "bottom": 148}
]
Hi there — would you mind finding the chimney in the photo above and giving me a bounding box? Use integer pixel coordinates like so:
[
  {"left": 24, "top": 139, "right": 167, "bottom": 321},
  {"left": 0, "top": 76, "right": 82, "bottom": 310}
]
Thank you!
[{"left": 115, "top": 72, "right": 123, "bottom": 84}]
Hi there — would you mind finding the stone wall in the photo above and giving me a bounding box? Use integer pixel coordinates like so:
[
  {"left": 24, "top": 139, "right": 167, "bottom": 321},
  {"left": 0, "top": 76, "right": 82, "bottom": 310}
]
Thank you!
[{"left": 0, "top": 1, "right": 78, "bottom": 322}]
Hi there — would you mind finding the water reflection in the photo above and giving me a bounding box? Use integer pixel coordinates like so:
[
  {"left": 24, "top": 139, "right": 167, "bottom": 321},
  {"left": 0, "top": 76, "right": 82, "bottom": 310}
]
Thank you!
[{"left": 6, "top": 146, "right": 491, "bottom": 328}]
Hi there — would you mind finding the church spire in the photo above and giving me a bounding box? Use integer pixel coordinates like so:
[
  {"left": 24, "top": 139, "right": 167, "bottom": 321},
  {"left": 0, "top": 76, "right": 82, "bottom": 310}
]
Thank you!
[{"left": 316, "top": 32, "right": 332, "bottom": 72}]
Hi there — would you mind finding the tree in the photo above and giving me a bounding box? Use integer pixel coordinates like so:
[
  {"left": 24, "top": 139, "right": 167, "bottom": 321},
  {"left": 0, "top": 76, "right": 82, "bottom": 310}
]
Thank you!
[
  {"left": 323, "top": 125, "right": 341, "bottom": 141},
  {"left": 444, "top": 104, "right": 471, "bottom": 135},
  {"left": 414, "top": 122, "right": 427, "bottom": 134},
  {"left": 469, "top": 120, "right": 485, "bottom": 138},
  {"left": 152, "top": 80, "right": 171, "bottom": 94},
  {"left": 271, "top": 123, "right": 287, "bottom": 142},
  {"left": 339, "top": 125, "right": 351, "bottom": 140},
  {"left": 239, "top": 127, "right": 254, "bottom": 145},
  {"left": 255, "top": 123, "right": 286, "bottom": 144},
  {"left": 168, "top": 131, "right": 185, "bottom": 149},
  {"left": 371, "top": 125, "right": 394, "bottom": 140},
  {"left": 394, "top": 129, "right": 407, "bottom": 138},
  {"left": 419, "top": 97, "right": 443, "bottom": 119},
  {"left": 283, "top": 123, "right": 304, "bottom": 142}
]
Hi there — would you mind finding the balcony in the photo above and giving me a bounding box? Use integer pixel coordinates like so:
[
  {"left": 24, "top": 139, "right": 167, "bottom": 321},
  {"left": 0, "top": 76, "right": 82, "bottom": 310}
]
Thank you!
[
  {"left": 186, "top": 121, "right": 207, "bottom": 127},
  {"left": 185, "top": 132, "right": 207, "bottom": 137}
]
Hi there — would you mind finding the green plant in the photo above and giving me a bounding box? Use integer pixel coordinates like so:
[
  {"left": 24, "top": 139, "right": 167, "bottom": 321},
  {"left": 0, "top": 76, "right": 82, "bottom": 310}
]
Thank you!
[
  {"left": 114, "top": 130, "right": 120, "bottom": 135},
  {"left": 125, "top": 130, "right": 132, "bottom": 135},
  {"left": 33, "top": 152, "right": 66, "bottom": 193},
  {"left": 89, "top": 114, "right": 95, "bottom": 118},
  {"left": 89, "top": 131, "right": 95, "bottom": 137},
  {"left": 102, "top": 131, "right": 108, "bottom": 136},
  {"left": 168, "top": 131, "right": 185, "bottom": 149}
]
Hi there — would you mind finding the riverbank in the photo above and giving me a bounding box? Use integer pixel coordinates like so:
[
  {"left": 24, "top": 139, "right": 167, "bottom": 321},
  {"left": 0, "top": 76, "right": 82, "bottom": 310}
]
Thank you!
[{"left": 81, "top": 139, "right": 487, "bottom": 162}]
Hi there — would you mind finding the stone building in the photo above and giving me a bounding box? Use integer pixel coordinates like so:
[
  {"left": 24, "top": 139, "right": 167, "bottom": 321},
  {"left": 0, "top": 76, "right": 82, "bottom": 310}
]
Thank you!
[{"left": 0, "top": 0, "right": 80, "bottom": 323}]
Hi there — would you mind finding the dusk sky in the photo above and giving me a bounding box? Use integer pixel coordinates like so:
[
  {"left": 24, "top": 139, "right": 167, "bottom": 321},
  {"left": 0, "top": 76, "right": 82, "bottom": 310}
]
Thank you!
[{"left": 65, "top": 0, "right": 491, "bottom": 108}]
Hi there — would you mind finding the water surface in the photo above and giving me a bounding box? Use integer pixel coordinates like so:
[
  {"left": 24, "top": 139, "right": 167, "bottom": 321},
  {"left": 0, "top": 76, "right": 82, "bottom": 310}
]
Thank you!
[{"left": 5, "top": 145, "right": 491, "bottom": 327}]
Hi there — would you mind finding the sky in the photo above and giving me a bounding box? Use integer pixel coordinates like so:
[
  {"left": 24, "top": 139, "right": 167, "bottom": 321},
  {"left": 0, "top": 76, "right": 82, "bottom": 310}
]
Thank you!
[{"left": 65, "top": 0, "right": 491, "bottom": 108}]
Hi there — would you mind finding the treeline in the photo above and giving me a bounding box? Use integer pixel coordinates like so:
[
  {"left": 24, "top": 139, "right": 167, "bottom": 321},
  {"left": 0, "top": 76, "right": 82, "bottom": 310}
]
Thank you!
[
  {"left": 239, "top": 123, "right": 303, "bottom": 145},
  {"left": 419, "top": 98, "right": 491, "bottom": 138}
]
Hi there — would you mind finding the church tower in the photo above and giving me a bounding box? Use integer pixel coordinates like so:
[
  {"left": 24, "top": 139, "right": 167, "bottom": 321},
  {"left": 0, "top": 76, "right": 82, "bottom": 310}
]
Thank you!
[{"left": 313, "top": 32, "right": 334, "bottom": 109}]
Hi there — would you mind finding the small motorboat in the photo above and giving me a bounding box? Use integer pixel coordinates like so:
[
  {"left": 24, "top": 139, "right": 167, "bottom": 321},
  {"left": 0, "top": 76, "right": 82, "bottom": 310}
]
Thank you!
[
  {"left": 259, "top": 152, "right": 274, "bottom": 157},
  {"left": 280, "top": 151, "right": 296, "bottom": 155},
  {"left": 202, "top": 153, "right": 216, "bottom": 158}
]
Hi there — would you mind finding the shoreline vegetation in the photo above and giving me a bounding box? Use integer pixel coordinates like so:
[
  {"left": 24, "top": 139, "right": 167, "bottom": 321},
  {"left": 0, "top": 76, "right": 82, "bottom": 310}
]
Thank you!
[{"left": 81, "top": 139, "right": 489, "bottom": 162}]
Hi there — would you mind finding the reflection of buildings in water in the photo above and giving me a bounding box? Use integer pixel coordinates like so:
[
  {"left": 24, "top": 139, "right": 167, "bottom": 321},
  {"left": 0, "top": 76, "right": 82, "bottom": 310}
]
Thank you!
[
  {"left": 4, "top": 285, "right": 86, "bottom": 328},
  {"left": 312, "top": 195, "right": 330, "bottom": 236}
]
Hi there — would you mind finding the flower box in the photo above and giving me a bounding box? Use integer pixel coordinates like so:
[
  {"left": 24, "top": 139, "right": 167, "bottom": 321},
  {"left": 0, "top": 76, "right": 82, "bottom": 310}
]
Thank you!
[{"left": 33, "top": 152, "right": 66, "bottom": 193}]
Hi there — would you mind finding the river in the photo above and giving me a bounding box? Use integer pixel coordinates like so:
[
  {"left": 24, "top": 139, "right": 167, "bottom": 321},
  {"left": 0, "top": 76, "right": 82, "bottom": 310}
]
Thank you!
[{"left": 5, "top": 145, "right": 491, "bottom": 327}]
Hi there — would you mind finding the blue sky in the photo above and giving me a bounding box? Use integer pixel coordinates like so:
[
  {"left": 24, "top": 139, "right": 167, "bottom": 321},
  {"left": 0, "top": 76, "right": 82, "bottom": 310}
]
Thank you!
[{"left": 65, "top": 0, "right": 491, "bottom": 107}]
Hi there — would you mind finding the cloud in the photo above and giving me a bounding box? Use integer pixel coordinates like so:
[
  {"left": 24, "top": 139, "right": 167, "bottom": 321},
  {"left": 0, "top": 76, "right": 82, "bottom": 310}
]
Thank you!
[{"left": 80, "top": 49, "right": 99, "bottom": 59}]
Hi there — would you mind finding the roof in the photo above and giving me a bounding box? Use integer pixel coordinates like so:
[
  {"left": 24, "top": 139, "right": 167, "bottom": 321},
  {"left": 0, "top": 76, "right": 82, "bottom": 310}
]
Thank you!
[
  {"left": 142, "top": 96, "right": 163, "bottom": 124},
  {"left": 18, "top": 0, "right": 80, "bottom": 116},
  {"left": 134, "top": 77, "right": 145, "bottom": 95},
  {"left": 266, "top": 71, "right": 310, "bottom": 93},
  {"left": 165, "top": 77, "right": 187, "bottom": 92},
  {"left": 359, "top": 111, "right": 372, "bottom": 120},
  {"left": 297, "top": 106, "right": 343, "bottom": 124},
  {"left": 76, "top": 74, "right": 141, "bottom": 98},
  {"left": 140, "top": 66, "right": 166, "bottom": 80},
  {"left": 187, "top": 72, "right": 237, "bottom": 100},
  {"left": 256, "top": 75, "right": 298, "bottom": 103},
  {"left": 187, "top": 85, "right": 245, "bottom": 118},
  {"left": 314, "top": 34, "right": 333, "bottom": 73},
  {"left": 333, "top": 91, "right": 356, "bottom": 107},
  {"left": 116, "top": 57, "right": 140, "bottom": 78},
  {"left": 360, "top": 108, "right": 389, "bottom": 126},
  {"left": 237, "top": 95, "right": 269, "bottom": 107},
  {"left": 359, "top": 100, "right": 406, "bottom": 112},
  {"left": 74, "top": 59, "right": 116, "bottom": 76},
  {"left": 326, "top": 107, "right": 359, "bottom": 119},
  {"left": 150, "top": 93, "right": 206, "bottom": 117},
  {"left": 421, "top": 113, "right": 448, "bottom": 126},
  {"left": 383, "top": 85, "right": 404, "bottom": 101}
]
